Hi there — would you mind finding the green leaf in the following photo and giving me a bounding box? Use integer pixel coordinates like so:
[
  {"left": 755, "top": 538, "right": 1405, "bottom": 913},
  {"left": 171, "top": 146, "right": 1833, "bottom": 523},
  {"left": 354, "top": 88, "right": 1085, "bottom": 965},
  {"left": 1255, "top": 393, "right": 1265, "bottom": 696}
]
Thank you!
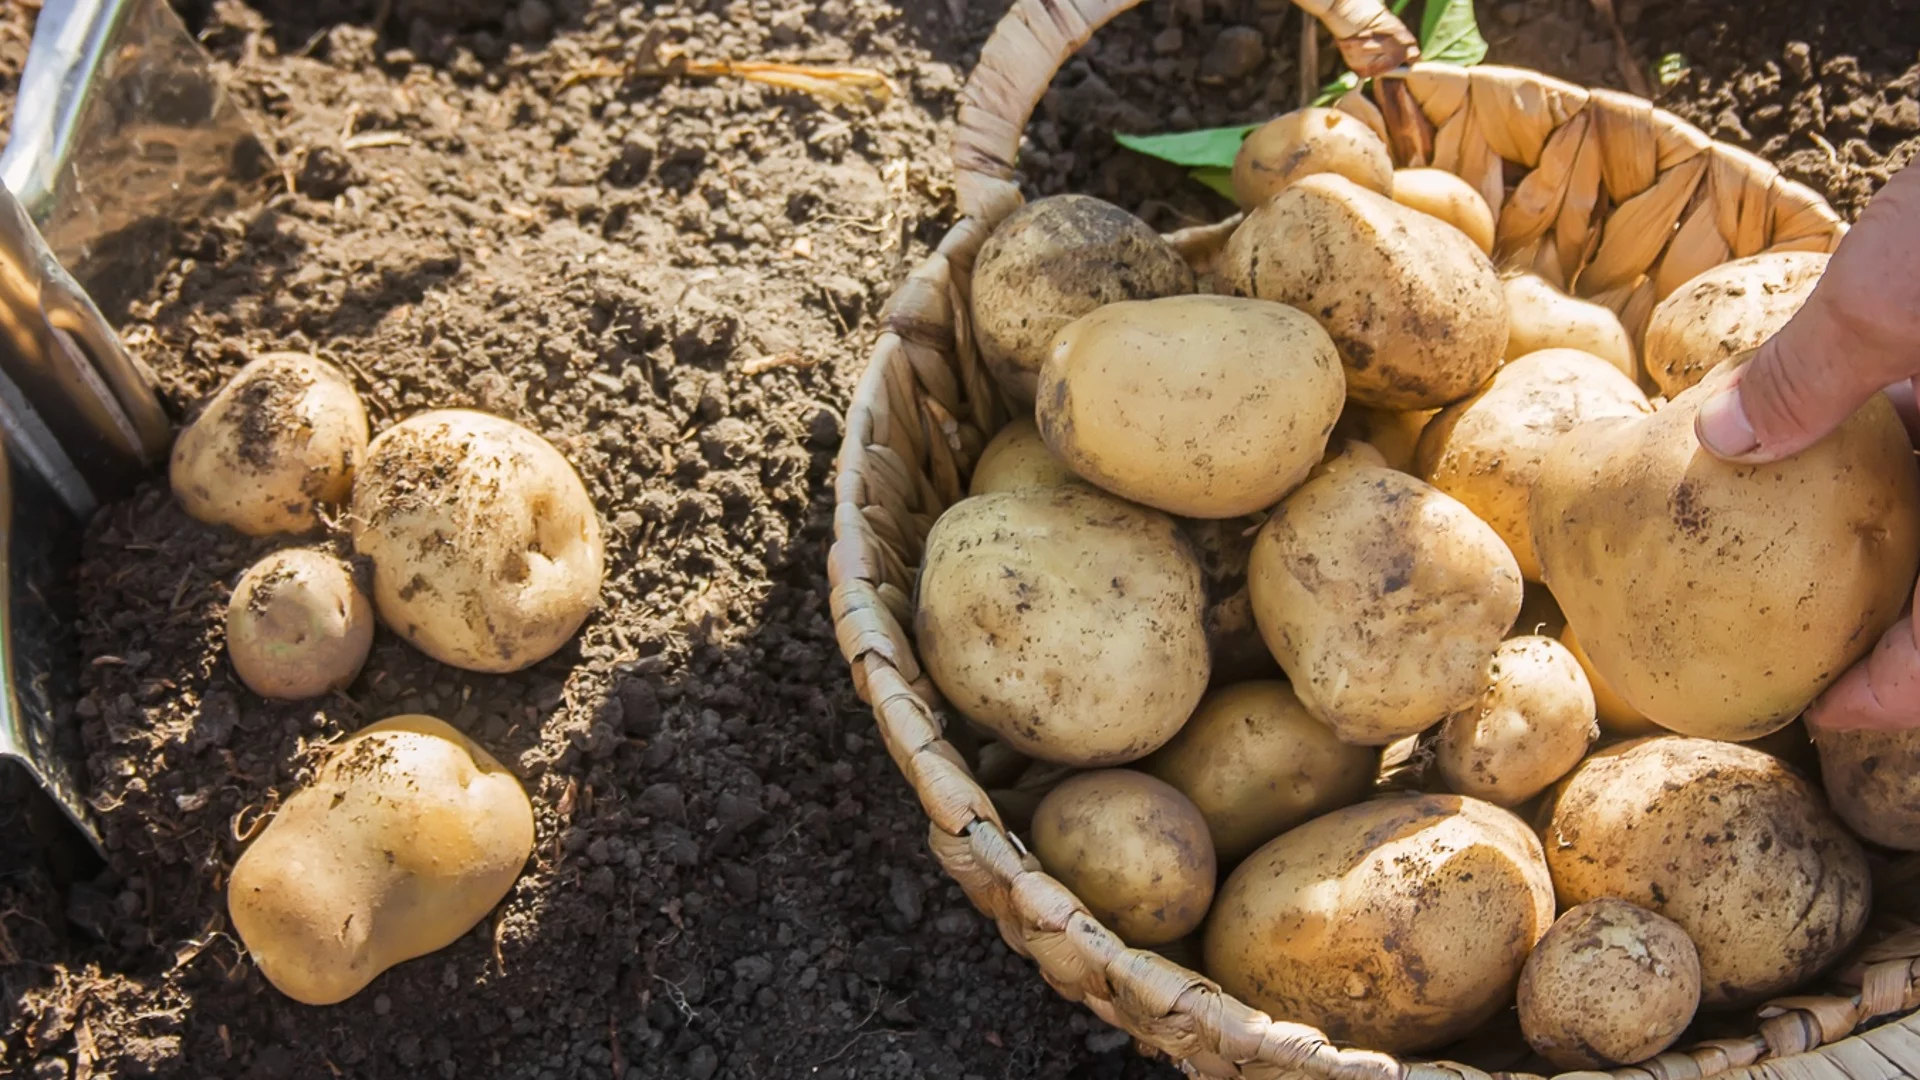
[
  {"left": 1312, "top": 70, "right": 1362, "bottom": 107},
  {"left": 1419, "top": 0, "right": 1488, "bottom": 66},
  {"left": 1114, "top": 125, "right": 1260, "bottom": 170},
  {"left": 1657, "top": 52, "right": 1692, "bottom": 88},
  {"left": 1191, "top": 167, "right": 1238, "bottom": 201}
]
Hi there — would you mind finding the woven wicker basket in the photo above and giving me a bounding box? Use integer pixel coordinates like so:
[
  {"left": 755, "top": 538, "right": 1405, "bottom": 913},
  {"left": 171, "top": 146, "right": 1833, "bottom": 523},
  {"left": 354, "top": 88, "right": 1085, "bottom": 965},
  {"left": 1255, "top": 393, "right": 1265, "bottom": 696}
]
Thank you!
[{"left": 828, "top": 1, "right": 1920, "bottom": 1076}]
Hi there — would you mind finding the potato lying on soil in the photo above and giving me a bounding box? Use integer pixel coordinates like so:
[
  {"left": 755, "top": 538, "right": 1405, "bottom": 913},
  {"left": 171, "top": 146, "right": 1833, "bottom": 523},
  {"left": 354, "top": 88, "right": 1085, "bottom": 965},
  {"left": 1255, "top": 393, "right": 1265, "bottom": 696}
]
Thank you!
[
  {"left": 1558, "top": 624, "right": 1658, "bottom": 737},
  {"left": 1643, "top": 251, "right": 1828, "bottom": 396},
  {"left": 1332, "top": 403, "right": 1436, "bottom": 474},
  {"left": 1390, "top": 167, "right": 1495, "bottom": 254},
  {"left": 170, "top": 353, "right": 369, "bottom": 536},
  {"left": 1417, "top": 347, "right": 1651, "bottom": 581},
  {"left": 1815, "top": 726, "right": 1920, "bottom": 851},
  {"left": 350, "top": 409, "right": 606, "bottom": 674},
  {"left": 1221, "top": 173, "right": 1508, "bottom": 410},
  {"left": 226, "top": 548, "right": 374, "bottom": 701},
  {"left": 968, "top": 418, "right": 1080, "bottom": 496},
  {"left": 1141, "top": 680, "right": 1377, "bottom": 862},
  {"left": 1517, "top": 898, "right": 1701, "bottom": 1070},
  {"left": 915, "top": 485, "right": 1209, "bottom": 767},
  {"left": 1231, "top": 107, "right": 1394, "bottom": 209},
  {"left": 1437, "top": 636, "right": 1597, "bottom": 807},
  {"left": 1531, "top": 359, "right": 1920, "bottom": 740},
  {"left": 1502, "top": 273, "right": 1637, "bottom": 379},
  {"left": 970, "top": 195, "right": 1194, "bottom": 404},
  {"left": 1248, "top": 465, "right": 1523, "bottom": 745},
  {"left": 1029, "top": 770, "right": 1215, "bottom": 946},
  {"left": 228, "top": 715, "right": 535, "bottom": 1005},
  {"left": 1540, "top": 737, "right": 1871, "bottom": 1008},
  {"left": 1205, "top": 794, "right": 1554, "bottom": 1054},
  {"left": 1037, "top": 294, "right": 1346, "bottom": 518}
]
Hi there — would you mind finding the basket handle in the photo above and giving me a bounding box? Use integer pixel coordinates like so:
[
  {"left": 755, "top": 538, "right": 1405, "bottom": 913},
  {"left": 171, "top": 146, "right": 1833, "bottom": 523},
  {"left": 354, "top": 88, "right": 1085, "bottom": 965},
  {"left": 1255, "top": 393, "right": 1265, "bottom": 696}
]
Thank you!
[{"left": 952, "top": 0, "right": 1420, "bottom": 224}]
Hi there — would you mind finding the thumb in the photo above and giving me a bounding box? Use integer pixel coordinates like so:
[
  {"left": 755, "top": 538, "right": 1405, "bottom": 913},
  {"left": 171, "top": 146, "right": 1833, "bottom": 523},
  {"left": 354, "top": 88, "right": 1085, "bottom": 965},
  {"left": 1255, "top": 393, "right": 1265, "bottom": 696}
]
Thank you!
[
  {"left": 1804, "top": 615, "right": 1920, "bottom": 732},
  {"left": 1694, "top": 316, "right": 1888, "bottom": 464}
]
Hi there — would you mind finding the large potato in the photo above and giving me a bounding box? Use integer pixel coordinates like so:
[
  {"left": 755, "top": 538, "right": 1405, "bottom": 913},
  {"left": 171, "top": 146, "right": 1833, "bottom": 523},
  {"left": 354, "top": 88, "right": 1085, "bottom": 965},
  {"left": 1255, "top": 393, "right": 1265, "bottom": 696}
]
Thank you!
[
  {"left": 1390, "top": 167, "right": 1494, "bottom": 254},
  {"left": 1416, "top": 348, "right": 1651, "bottom": 581},
  {"left": 914, "top": 485, "right": 1209, "bottom": 766},
  {"left": 1503, "top": 273, "right": 1637, "bottom": 379},
  {"left": 1436, "top": 636, "right": 1597, "bottom": 807},
  {"left": 1815, "top": 726, "right": 1920, "bottom": 851},
  {"left": 1030, "top": 770, "right": 1215, "bottom": 946},
  {"left": 1221, "top": 173, "right": 1508, "bottom": 410},
  {"left": 1540, "top": 737, "right": 1871, "bottom": 1008},
  {"left": 350, "top": 409, "right": 606, "bottom": 674},
  {"left": 1231, "top": 107, "right": 1393, "bottom": 209},
  {"left": 1249, "top": 465, "right": 1523, "bottom": 745},
  {"left": 1036, "top": 294, "right": 1345, "bottom": 518},
  {"left": 970, "top": 195, "right": 1194, "bottom": 403},
  {"left": 1530, "top": 359, "right": 1920, "bottom": 740},
  {"left": 1643, "top": 252, "right": 1828, "bottom": 396},
  {"left": 228, "top": 715, "right": 534, "bottom": 1005},
  {"left": 1558, "top": 624, "right": 1658, "bottom": 737},
  {"left": 1141, "top": 680, "right": 1376, "bottom": 861},
  {"left": 170, "top": 352, "right": 369, "bottom": 536},
  {"left": 1205, "top": 794, "right": 1554, "bottom": 1054},
  {"left": 968, "top": 418, "right": 1079, "bottom": 496},
  {"left": 1517, "top": 899, "right": 1701, "bottom": 1069},
  {"left": 226, "top": 548, "right": 374, "bottom": 701}
]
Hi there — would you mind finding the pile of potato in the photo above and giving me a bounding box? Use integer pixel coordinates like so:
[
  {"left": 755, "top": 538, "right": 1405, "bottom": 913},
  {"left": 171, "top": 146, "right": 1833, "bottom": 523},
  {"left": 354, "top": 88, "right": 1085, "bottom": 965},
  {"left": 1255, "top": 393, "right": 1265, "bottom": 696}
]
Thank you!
[
  {"left": 167, "top": 354, "right": 606, "bottom": 1005},
  {"left": 922, "top": 105, "right": 1920, "bottom": 1065}
]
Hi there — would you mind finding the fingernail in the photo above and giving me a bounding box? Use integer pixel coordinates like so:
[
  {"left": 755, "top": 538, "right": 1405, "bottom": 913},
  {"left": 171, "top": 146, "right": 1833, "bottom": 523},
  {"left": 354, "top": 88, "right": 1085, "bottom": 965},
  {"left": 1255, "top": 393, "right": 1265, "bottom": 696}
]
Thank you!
[{"left": 1696, "top": 388, "right": 1758, "bottom": 458}]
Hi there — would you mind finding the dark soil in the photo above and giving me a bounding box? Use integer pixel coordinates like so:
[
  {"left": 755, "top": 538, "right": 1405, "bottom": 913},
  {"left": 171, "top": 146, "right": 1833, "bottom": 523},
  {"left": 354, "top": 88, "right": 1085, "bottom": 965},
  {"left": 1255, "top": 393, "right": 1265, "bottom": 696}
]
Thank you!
[{"left": 0, "top": 1, "right": 1911, "bottom": 1078}]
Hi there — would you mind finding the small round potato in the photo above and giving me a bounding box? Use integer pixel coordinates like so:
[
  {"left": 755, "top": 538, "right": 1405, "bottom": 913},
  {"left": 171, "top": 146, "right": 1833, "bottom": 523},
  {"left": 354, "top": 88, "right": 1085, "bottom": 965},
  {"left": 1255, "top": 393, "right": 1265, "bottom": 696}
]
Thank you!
[
  {"left": 1037, "top": 294, "right": 1346, "bottom": 518},
  {"left": 1141, "top": 680, "right": 1377, "bottom": 861},
  {"left": 968, "top": 418, "right": 1080, "bottom": 496},
  {"left": 1231, "top": 107, "right": 1394, "bottom": 209},
  {"left": 1029, "top": 769, "right": 1215, "bottom": 946},
  {"left": 1643, "top": 251, "right": 1828, "bottom": 396},
  {"left": 1436, "top": 636, "right": 1598, "bottom": 807},
  {"left": 1558, "top": 624, "right": 1659, "bottom": 737},
  {"left": 226, "top": 548, "right": 374, "bottom": 700},
  {"left": 1503, "top": 273, "right": 1637, "bottom": 378},
  {"left": 1202, "top": 586, "right": 1283, "bottom": 685},
  {"left": 350, "top": 409, "right": 606, "bottom": 674},
  {"left": 1815, "top": 726, "right": 1920, "bottom": 851},
  {"left": 1332, "top": 403, "right": 1437, "bottom": 474},
  {"left": 1518, "top": 899, "right": 1702, "bottom": 1069},
  {"left": 915, "top": 485, "right": 1210, "bottom": 767},
  {"left": 969, "top": 195, "right": 1194, "bottom": 404},
  {"left": 1390, "top": 167, "right": 1495, "bottom": 254},
  {"left": 228, "top": 715, "right": 534, "bottom": 1005},
  {"left": 170, "top": 352, "right": 369, "bottom": 536}
]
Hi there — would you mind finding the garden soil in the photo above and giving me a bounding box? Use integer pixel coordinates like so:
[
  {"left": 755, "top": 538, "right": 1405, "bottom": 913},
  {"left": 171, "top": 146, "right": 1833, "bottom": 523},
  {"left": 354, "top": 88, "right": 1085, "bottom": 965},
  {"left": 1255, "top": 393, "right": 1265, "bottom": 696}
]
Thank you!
[{"left": 0, "top": 1, "right": 1914, "bottom": 1078}]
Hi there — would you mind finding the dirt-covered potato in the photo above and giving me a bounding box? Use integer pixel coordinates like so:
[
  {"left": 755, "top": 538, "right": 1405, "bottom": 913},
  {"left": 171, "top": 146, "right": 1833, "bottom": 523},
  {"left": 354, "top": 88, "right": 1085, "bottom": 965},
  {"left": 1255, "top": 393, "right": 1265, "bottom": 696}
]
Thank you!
[
  {"left": 1222, "top": 174, "right": 1508, "bottom": 410},
  {"left": 1230, "top": 107, "right": 1394, "bottom": 209},
  {"left": 1531, "top": 359, "right": 1920, "bottom": 740},
  {"left": 350, "top": 409, "right": 606, "bottom": 674},
  {"left": 915, "top": 485, "right": 1209, "bottom": 766},
  {"left": 1417, "top": 348, "right": 1651, "bottom": 581},
  {"left": 1390, "top": 167, "right": 1495, "bottom": 254},
  {"left": 1644, "top": 251, "right": 1828, "bottom": 396},
  {"left": 1517, "top": 899, "right": 1701, "bottom": 1069},
  {"left": 226, "top": 548, "right": 374, "bottom": 701},
  {"left": 1540, "top": 738, "right": 1871, "bottom": 1008},
  {"left": 1141, "top": 680, "right": 1377, "bottom": 861},
  {"left": 969, "top": 195, "right": 1194, "bottom": 404},
  {"left": 968, "top": 418, "right": 1079, "bottom": 496},
  {"left": 170, "top": 352, "right": 369, "bottom": 536},
  {"left": 1037, "top": 294, "right": 1345, "bottom": 518},
  {"left": 228, "top": 715, "right": 535, "bottom": 1005},
  {"left": 1559, "top": 624, "right": 1659, "bottom": 736},
  {"left": 1248, "top": 465, "right": 1523, "bottom": 745},
  {"left": 1815, "top": 726, "right": 1920, "bottom": 851},
  {"left": 1502, "top": 273, "right": 1637, "bottom": 379},
  {"left": 1205, "top": 794, "right": 1554, "bottom": 1053},
  {"left": 1029, "top": 770, "right": 1215, "bottom": 946},
  {"left": 1333, "top": 403, "right": 1437, "bottom": 473},
  {"left": 1436, "top": 636, "right": 1597, "bottom": 807}
]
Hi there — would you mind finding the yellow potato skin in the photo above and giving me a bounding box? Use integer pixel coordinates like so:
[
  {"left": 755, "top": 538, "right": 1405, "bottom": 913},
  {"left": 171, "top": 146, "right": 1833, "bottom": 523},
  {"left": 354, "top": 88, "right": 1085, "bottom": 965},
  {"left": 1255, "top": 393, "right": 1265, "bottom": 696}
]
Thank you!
[
  {"left": 1204, "top": 793, "right": 1555, "bottom": 1054},
  {"left": 1231, "top": 107, "right": 1394, "bottom": 209},
  {"left": 1644, "top": 252, "right": 1827, "bottom": 396},
  {"left": 1558, "top": 624, "right": 1660, "bottom": 737},
  {"left": 1530, "top": 360, "right": 1920, "bottom": 741},
  {"left": 1436, "top": 636, "right": 1598, "bottom": 807},
  {"left": 968, "top": 418, "right": 1080, "bottom": 496},
  {"left": 1390, "top": 167, "right": 1495, "bottom": 254},
  {"left": 228, "top": 716, "right": 534, "bottom": 1005},
  {"left": 1502, "top": 274, "right": 1637, "bottom": 379},
  {"left": 1333, "top": 404, "right": 1436, "bottom": 474},
  {"left": 1814, "top": 726, "right": 1920, "bottom": 851},
  {"left": 1248, "top": 465, "right": 1523, "bottom": 745},
  {"left": 1517, "top": 899, "right": 1701, "bottom": 1069},
  {"left": 1030, "top": 770, "right": 1216, "bottom": 947},
  {"left": 226, "top": 548, "right": 374, "bottom": 701}
]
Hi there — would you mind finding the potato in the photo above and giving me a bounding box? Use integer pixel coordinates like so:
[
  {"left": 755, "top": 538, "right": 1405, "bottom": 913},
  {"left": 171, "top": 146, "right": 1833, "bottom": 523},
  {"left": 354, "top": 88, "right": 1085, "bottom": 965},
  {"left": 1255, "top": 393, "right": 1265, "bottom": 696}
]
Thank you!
[
  {"left": 1436, "top": 636, "right": 1597, "bottom": 807},
  {"left": 1231, "top": 107, "right": 1394, "bottom": 209},
  {"left": 170, "top": 352, "right": 369, "bottom": 536},
  {"left": 1333, "top": 403, "right": 1437, "bottom": 473},
  {"left": 1205, "top": 793, "right": 1554, "bottom": 1053},
  {"left": 915, "top": 485, "right": 1209, "bottom": 766},
  {"left": 1222, "top": 174, "right": 1508, "bottom": 410},
  {"left": 1815, "top": 726, "right": 1920, "bottom": 851},
  {"left": 1029, "top": 769, "right": 1215, "bottom": 946},
  {"left": 1540, "top": 737, "right": 1871, "bottom": 1008},
  {"left": 1503, "top": 273, "right": 1637, "bottom": 379},
  {"left": 1248, "top": 465, "right": 1523, "bottom": 745},
  {"left": 1037, "top": 294, "right": 1345, "bottom": 518},
  {"left": 970, "top": 195, "right": 1194, "bottom": 403},
  {"left": 1511, "top": 582, "right": 1566, "bottom": 639},
  {"left": 1203, "top": 586, "right": 1283, "bottom": 685},
  {"left": 1517, "top": 899, "right": 1701, "bottom": 1069},
  {"left": 1558, "top": 624, "right": 1659, "bottom": 737},
  {"left": 226, "top": 548, "right": 374, "bottom": 700},
  {"left": 227, "top": 715, "right": 534, "bottom": 1005},
  {"left": 1140, "top": 680, "right": 1377, "bottom": 861},
  {"left": 349, "top": 409, "right": 606, "bottom": 674},
  {"left": 1390, "top": 167, "right": 1495, "bottom": 254},
  {"left": 1530, "top": 359, "right": 1920, "bottom": 740},
  {"left": 1643, "top": 251, "right": 1828, "bottom": 396},
  {"left": 1416, "top": 348, "right": 1651, "bottom": 581},
  {"left": 968, "top": 418, "right": 1079, "bottom": 496}
]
